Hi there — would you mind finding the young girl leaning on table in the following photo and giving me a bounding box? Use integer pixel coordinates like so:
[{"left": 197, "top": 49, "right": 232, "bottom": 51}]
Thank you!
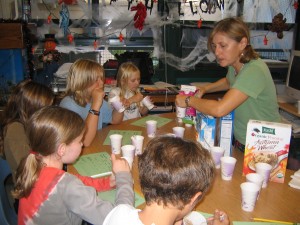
[
  {"left": 103, "top": 136, "right": 230, "bottom": 225},
  {"left": 59, "top": 59, "right": 123, "bottom": 147},
  {"left": 108, "top": 62, "right": 152, "bottom": 121},
  {"left": 12, "top": 106, "right": 134, "bottom": 225}
]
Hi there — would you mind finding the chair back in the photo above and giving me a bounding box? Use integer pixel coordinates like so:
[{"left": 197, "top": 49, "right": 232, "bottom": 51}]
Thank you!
[{"left": 0, "top": 158, "right": 17, "bottom": 225}]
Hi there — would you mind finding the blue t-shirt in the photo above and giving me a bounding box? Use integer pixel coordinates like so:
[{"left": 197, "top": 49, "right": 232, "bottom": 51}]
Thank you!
[{"left": 59, "top": 96, "right": 113, "bottom": 130}]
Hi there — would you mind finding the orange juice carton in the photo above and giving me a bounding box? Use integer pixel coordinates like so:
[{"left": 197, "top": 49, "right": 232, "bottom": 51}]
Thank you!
[
  {"left": 242, "top": 120, "right": 292, "bottom": 183},
  {"left": 195, "top": 111, "right": 234, "bottom": 156}
]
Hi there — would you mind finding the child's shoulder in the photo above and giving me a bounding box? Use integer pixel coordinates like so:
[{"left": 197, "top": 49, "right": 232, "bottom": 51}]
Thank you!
[{"left": 103, "top": 204, "right": 141, "bottom": 225}]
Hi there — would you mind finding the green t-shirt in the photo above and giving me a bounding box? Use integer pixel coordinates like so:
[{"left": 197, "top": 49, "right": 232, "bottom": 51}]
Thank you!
[{"left": 227, "top": 58, "right": 281, "bottom": 145}]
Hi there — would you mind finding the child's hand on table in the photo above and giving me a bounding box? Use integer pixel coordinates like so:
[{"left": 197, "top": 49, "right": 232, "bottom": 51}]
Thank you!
[{"left": 207, "top": 210, "right": 230, "bottom": 225}]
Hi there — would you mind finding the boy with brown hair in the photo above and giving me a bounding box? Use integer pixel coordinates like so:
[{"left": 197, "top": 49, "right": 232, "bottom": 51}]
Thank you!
[{"left": 103, "top": 136, "right": 230, "bottom": 225}]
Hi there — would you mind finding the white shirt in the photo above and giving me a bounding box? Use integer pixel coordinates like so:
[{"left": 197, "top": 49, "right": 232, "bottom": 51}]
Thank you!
[
  {"left": 109, "top": 87, "right": 144, "bottom": 121},
  {"left": 103, "top": 204, "right": 149, "bottom": 225}
]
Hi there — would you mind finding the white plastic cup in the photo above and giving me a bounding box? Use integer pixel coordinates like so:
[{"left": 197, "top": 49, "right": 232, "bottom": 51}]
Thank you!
[
  {"left": 255, "top": 162, "right": 273, "bottom": 188},
  {"left": 183, "top": 211, "right": 207, "bottom": 225},
  {"left": 172, "top": 126, "right": 185, "bottom": 138},
  {"left": 121, "top": 145, "right": 136, "bottom": 162},
  {"left": 131, "top": 135, "right": 145, "bottom": 155},
  {"left": 109, "top": 95, "right": 125, "bottom": 113},
  {"left": 246, "top": 173, "right": 264, "bottom": 199},
  {"left": 210, "top": 146, "right": 225, "bottom": 169},
  {"left": 240, "top": 182, "right": 260, "bottom": 212},
  {"left": 109, "top": 134, "right": 123, "bottom": 154},
  {"left": 142, "top": 96, "right": 155, "bottom": 110},
  {"left": 220, "top": 156, "right": 237, "bottom": 180},
  {"left": 176, "top": 105, "right": 186, "bottom": 118},
  {"left": 246, "top": 173, "right": 264, "bottom": 190},
  {"left": 146, "top": 120, "right": 157, "bottom": 138},
  {"left": 121, "top": 156, "right": 133, "bottom": 170}
]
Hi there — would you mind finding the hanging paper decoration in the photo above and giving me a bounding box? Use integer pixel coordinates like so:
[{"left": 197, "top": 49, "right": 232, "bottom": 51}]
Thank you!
[
  {"left": 131, "top": 2, "right": 147, "bottom": 31},
  {"left": 47, "top": 14, "right": 52, "bottom": 24},
  {"left": 294, "top": 1, "right": 299, "bottom": 9},
  {"left": 67, "top": 34, "right": 74, "bottom": 43},
  {"left": 58, "top": 0, "right": 77, "bottom": 4},
  {"left": 263, "top": 35, "right": 268, "bottom": 45},
  {"left": 197, "top": 19, "right": 203, "bottom": 28},
  {"left": 59, "top": 3, "right": 70, "bottom": 36},
  {"left": 93, "top": 40, "right": 98, "bottom": 50},
  {"left": 178, "top": 3, "right": 184, "bottom": 16},
  {"left": 145, "top": 0, "right": 154, "bottom": 15},
  {"left": 39, "top": 34, "right": 61, "bottom": 63},
  {"left": 268, "top": 13, "right": 288, "bottom": 39},
  {"left": 189, "top": 1, "right": 197, "bottom": 15},
  {"left": 119, "top": 33, "right": 124, "bottom": 42}
]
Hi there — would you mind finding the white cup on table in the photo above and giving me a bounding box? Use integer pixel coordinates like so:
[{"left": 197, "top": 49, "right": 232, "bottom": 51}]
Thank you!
[
  {"left": 146, "top": 120, "right": 157, "bottom": 138},
  {"left": 131, "top": 135, "right": 145, "bottom": 155},
  {"left": 109, "top": 134, "right": 123, "bottom": 154}
]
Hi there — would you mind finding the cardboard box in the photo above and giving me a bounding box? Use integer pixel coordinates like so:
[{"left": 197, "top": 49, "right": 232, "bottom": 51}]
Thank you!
[
  {"left": 242, "top": 120, "right": 292, "bottom": 183},
  {"left": 195, "top": 111, "right": 234, "bottom": 156},
  {"left": 219, "top": 112, "right": 234, "bottom": 156}
]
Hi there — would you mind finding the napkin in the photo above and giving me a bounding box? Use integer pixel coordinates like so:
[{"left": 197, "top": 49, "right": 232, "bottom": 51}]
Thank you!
[
  {"left": 293, "top": 169, "right": 300, "bottom": 178},
  {"left": 288, "top": 169, "right": 300, "bottom": 189}
]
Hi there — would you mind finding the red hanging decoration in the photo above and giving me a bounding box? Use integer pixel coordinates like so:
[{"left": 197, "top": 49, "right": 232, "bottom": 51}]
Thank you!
[
  {"left": 58, "top": 0, "right": 77, "bottom": 4},
  {"left": 67, "top": 34, "right": 73, "bottom": 43},
  {"left": 197, "top": 19, "right": 203, "bottom": 28},
  {"left": 263, "top": 35, "right": 268, "bottom": 45},
  {"left": 119, "top": 33, "right": 124, "bottom": 42},
  {"left": 131, "top": 2, "right": 147, "bottom": 31},
  {"left": 47, "top": 14, "right": 52, "bottom": 24},
  {"left": 153, "top": 0, "right": 158, "bottom": 2},
  {"left": 294, "top": 1, "right": 299, "bottom": 9},
  {"left": 93, "top": 40, "right": 98, "bottom": 50}
]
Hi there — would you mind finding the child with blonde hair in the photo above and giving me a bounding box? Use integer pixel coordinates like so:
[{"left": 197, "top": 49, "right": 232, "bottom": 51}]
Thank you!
[
  {"left": 13, "top": 106, "right": 134, "bottom": 225},
  {"left": 60, "top": 59, "right": 123, "bottom": 146},
  {"left": 108, "top": 62, "right": 152, "bottom": 121}
]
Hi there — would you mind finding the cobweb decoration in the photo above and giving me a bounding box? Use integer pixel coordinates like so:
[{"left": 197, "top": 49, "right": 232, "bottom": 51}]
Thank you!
[{"left": 34, "top": 0, "right": 296, "bottom": 72}]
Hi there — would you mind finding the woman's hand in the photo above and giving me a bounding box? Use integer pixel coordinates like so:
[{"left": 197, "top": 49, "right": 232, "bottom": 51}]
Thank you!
[
  {"left": 175, "top": 94, "right": 188, "bottom": 108},
  {"left": 195, "top": 86, "right": 206, "bottom": 98}
]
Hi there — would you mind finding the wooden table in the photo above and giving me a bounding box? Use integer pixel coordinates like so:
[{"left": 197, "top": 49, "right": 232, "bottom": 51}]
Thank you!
[{"left": 68, "top": 113, "right": 300, "bottom": 223}]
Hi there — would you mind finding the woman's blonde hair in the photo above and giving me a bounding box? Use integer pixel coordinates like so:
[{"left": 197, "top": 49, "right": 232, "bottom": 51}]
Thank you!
[
  {"left": 65, "top": 59, "right": 105, "bottom": 107},
  {"left": 116, "top": 62, "right": 141, "bottom": 99},
  {"left": 207, "top": 17, "right": 259, "bottom": 63},
  {"left": 12, "top": 106, "right": 85, "bottom": 199}
]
